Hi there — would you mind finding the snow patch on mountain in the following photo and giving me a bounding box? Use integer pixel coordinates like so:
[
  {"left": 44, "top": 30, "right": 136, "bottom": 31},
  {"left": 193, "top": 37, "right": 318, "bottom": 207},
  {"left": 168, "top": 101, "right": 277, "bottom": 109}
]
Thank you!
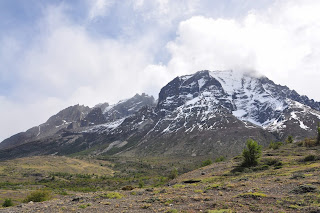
[
  {"left": 83, "top": 118, "right": 125, "bottom": 134},
  {"left": 156, "top": 70, "right": 320, "bottom": 137},
  {"left": 209, "top": 70, "right": 287, "bottom": 127}
]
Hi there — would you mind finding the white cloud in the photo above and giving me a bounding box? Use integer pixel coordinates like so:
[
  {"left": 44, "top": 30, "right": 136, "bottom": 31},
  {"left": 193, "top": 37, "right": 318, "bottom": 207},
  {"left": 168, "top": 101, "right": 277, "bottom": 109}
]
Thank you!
[
  {"left": 132, "top": 0, "right": 200, "bottom": 26},
  {"left": 0, "top": 96, "right": 65, "bottom": 141},
  {"left": 88, "top": 0, "right": 115, "bottom": 20},
  {"left": 164, "top": 0, "right": 320, "bottom": 100},
  {"left": 0, "top": 5, "right": 162, "bottom": 141}
]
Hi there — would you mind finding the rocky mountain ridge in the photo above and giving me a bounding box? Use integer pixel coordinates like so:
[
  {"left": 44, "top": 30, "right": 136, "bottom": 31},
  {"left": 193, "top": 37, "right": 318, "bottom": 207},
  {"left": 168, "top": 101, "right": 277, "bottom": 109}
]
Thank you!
[{"left": 0, "top": 70, "right": 319, "bottom": 160}]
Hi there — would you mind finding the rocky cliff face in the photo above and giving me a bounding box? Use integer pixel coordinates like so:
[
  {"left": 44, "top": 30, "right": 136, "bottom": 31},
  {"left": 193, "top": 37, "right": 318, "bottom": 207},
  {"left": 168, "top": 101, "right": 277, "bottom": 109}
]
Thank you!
[
  {"left": 0, "top": 105, "right": 91, "bottom": 150},
  {"left": 0, "top": 70, "right": 319, "bottom": 160},
  {"left": 0, "top": 94, "right": 155, "bottom": 152}
]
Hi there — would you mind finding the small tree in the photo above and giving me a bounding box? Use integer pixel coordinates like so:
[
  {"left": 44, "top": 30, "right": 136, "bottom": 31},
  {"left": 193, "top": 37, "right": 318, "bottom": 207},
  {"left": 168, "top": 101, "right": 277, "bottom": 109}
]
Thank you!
[
  {"left": 2, "top": 198, "right": 13, "bottom": 207},
  {"left": 24, "top": 190, "right": 51, "bottom": 203},
  {"left": 168, "top": 168, "right": 178, "bottom": 179},
  {"left": 201, "top": 159, "right": 212, "bottom": 167},
  {"left": 241, "top": 139, "right": 262, "bottom": 167},
  {"left": 215, "top": 156, "right": 225, "bottom": 162},
  {"left": 138, "top": 179, "right": 145, "bottom": 188},
  {"left": 317, "top": 126, "right": 320, "bottom": 145},
  {"left": 286, "top": 135, "right": 293, "bottom": 144}
]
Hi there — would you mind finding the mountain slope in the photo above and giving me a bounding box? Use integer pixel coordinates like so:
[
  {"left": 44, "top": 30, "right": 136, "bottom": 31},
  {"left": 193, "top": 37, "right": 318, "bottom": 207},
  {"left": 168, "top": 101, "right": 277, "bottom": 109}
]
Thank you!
[
  {"left": 121, "top": 70, "right": 320, "bottom": 157},
  {"left": 0, "top": 94, "right": 155, "bottom": 153},
  {"left": 0, "top": 70, "right": 319, "bottom": 160},
  {"left": 0, "top": 105, "right": 91, "bottom": 150}
]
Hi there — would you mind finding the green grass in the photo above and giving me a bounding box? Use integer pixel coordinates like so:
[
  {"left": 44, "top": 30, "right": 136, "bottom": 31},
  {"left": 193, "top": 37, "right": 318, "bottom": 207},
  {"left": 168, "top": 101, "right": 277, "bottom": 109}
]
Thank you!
[
  {"left": 173, "top": 184, "right": 186, "bottom": 188},
  {"left": 165, "top": 209, "right": 178, "bottom": 213},
  {"left": 102, "top": 192, "right": 124, "bottom": 199},
  {"left": 79, "top": 203, "right": 91, "bottom": 209},
  {"left": 206, "top": 210, "right": 232, "bottom": 213},
  {"left": 236, "top": 192, "right": 267, "bottom": 199}
]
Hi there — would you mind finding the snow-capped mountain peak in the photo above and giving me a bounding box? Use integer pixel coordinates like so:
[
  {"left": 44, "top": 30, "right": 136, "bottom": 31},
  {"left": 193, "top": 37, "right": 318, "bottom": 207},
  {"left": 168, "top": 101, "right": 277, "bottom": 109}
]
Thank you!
[
  {"left": 1, "top": 70, "right": 320, "bottom": 160},
  {"left": 158, "top": 70, "right": 288, "bottom": 128}
]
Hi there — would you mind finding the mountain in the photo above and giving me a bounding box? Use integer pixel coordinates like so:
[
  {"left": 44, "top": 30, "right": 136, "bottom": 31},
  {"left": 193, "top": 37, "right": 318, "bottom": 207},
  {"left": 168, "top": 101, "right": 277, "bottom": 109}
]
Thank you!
[
  {"left": 0, "top": 70, "right": 319, "bottom": 160},
  {"left": 0, "top": 93, "right": 155, "bottom": 154},
  {"left": 0, "top": 105, "right": 91, "bottom": 150}
]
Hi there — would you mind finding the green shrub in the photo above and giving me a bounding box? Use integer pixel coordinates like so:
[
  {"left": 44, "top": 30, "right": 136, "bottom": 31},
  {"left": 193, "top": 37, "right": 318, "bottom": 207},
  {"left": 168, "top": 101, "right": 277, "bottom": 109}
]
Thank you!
[
  {"left": 79, "top": 203, "right": 91, "bottom": 209},
  {"left": 291, "top": 184, "right": 317, "bottom": 194},
  {"left": 173, "top": 184, "right": 185, "bottom": 188},
  {"left": 290, "top": 172, "right": 305, "bottom": 179},
  {"left": 141, "top": 204, "right": 151, "bottom": 209},
  {"left": 168, "top": 168, "right": 178, "bottom": 180},
  {"left": 252, "top": 164, "right": 269, "bottom": 171},
  {"left": 269, "top": 141, "right": 283, "bottom": 150},
  {"left": 103, "top": 192, "right": 123, "bottom": 199},
  {"left": 121, "top": 185, "right": 134, "bottom": 191},
  {"left": 57, "top": 189, "right": 68, "bottom": 195},
  {"left": 201, "top": 159, "right": 213, "bottom": 167},
  {"left": 303, "top": 154, "right": 316, "bottom": 162},
  {"left": 303, "top": 138, "right": 317, "bottom": 147},
  {"left": 206, "top": 210, "right": 232, "bottom": 213},
  {"left": 262, "top": 158, "right": 282, "bottom": 167},
  {"left": 317, "top": 126, "right": 320, "bottom": 145},
  {"left": 2, "top": 198, "right": 13, "bottom": 207},
  {"left": 237, "top": 192, "right": 267, "bottom": 199},
  {"left": 286, "top": 135, "right": 293, "bottom": 144},
  {"left": 138, "top": 179, "right": 145, "bottom": 188},
  {"left": 241, "top": 139, "right": 262, "bottom": 167},
  {"left": 215, "top": 156, "right": 225, "bottom": 162},
  {"left": 165, "top": 209, "right": 178, "bottom": 213},
  {"left": 24, "top": 190, "right": 51, "bottom": 203}
]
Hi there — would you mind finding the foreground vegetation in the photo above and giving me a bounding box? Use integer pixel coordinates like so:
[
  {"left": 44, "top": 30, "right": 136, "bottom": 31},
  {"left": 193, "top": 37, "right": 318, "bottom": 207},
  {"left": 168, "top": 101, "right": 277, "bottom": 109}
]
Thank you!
[
  {"left": 0, "top": 154, "right": 211, "bottom": 208},
  {"left": 0, "top": 136, "right": 320, "bottom": 212}
]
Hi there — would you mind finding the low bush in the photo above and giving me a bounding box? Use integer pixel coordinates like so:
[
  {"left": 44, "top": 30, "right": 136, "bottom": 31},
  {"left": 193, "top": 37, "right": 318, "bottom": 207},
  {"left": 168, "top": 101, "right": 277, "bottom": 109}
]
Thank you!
[
  {"left": 79, "top": 203, "right": 91, "bottom": 209},
  {"left": 206, "top": 210, "right": 232, "bottom": 213},
  {"left": 103, "top": 192, "right": 123, "bottom": 199},
  {"left": 121, "top": 185, "right": 134, "bottom": 191},
  {"left": 230, "top": 166, "right": 246, "bottom": 173},
  {"left": 269, "top": 141, "right": 283, "bottom": 150},
  {"left": 237, "top": 192, "right": 267, "bottom": 199},
  {"left": 291, "top": 184, "right": 317, "bottom": 194},
  {"left": 290, "top": 172, "right": 305, "bottom": 179},
  {"left": 168, "top": 168, "right": 178, "bottom": 180},
  {"left": 317, "top": 126, "right": 320, "bottom": 145},
  {"left": 286, "top": 135, "right": 293, "bottom": 144},
  {"left": 2, "top": 198, "right": 13, "bottom": 207},
  {"left": 165, "top": 209, "right": 178, "bottom": 213},
  {"left": 172, "top": 184, "right": 185, "bottom": 188},
  {"left": 24, "top": 190, "right": 51, "bottom": 203},
  {"left": 138, "top": 179, "right": 145, "bottom": 188},
  {"left": 201, "top": 159, "right": 213, "bottom": 167},
  {"left": 252, "top": 164, "right": 269, "bottom": 171},
  {"left": 303, "top": 138, "right": 317, "bottom": 147},
  {"left": 303, "top": 154, "right": 317, "bottom": 162},
  {"left": 261, "top": 158, "right": 282, "bottom": 167},
  {"left": 215, "top": 156, "right": 225, "bottom": 162}
]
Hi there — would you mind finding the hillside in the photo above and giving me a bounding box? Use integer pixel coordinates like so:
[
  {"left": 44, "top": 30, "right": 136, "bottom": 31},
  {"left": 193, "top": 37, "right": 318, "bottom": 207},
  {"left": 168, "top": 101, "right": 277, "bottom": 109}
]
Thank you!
[{"left": 1, "top": 140, "right": 320, "bottom": 212}]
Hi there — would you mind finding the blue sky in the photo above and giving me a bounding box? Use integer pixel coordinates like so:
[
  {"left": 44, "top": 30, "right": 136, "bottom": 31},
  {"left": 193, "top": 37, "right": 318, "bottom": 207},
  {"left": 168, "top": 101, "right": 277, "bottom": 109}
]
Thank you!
[{"left": 1, "top": 0, "right": 320, "bottom": 141}]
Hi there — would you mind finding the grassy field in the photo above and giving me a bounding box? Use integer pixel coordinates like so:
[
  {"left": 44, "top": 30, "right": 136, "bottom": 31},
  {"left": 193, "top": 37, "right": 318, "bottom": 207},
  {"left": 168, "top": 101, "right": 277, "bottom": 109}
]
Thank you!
[
  {"left": 0, "top": 153, "right": 210, "bottom": 208},
  {"left": 1, "top": 140, "right": 320, "bottom": 212}
]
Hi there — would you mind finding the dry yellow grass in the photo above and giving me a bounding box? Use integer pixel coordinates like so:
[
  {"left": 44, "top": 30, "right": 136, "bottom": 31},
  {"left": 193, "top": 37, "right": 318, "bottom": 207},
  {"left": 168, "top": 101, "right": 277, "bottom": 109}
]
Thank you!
[{"left": 0, "top": 156, "right": 114, "bottom": 177}]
